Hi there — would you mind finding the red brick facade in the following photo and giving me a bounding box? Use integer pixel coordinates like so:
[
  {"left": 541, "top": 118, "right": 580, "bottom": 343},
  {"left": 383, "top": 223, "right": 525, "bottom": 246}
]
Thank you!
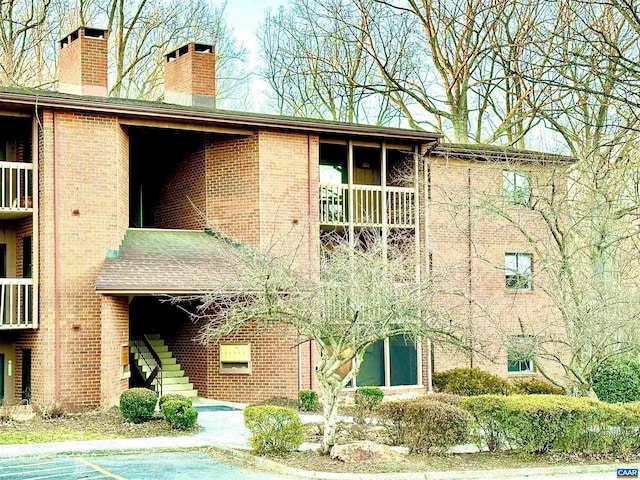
[{"left": 0, "top": 67, "right": 564, "bottom": 408}]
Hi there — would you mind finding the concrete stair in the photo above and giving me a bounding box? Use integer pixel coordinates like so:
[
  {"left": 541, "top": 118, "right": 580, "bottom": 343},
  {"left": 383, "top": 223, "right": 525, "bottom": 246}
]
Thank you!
[{"left": 130, "top": 334, "right": 198, "bottom": 398}]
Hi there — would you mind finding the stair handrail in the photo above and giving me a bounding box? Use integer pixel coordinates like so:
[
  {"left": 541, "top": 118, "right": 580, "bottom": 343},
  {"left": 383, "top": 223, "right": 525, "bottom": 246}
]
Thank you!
[
  {"left": 141, "top": 334, "right": 163, "bottom": 396},
  {"left": 131, "top": 337, "right": 162, "bottom": 397}
]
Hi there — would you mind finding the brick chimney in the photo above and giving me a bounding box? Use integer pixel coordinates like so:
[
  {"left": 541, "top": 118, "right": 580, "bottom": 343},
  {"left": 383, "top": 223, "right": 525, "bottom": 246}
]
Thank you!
[
  {"left": 164, "top": 43, "right": 216, "bottom": 108},
  {"left": 58, "top": 27, "right": 109, "bottom": 97}
]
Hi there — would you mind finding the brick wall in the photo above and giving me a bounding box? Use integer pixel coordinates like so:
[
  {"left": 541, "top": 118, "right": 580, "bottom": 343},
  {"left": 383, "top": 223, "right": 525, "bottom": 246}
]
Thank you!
[
  {"left": 207, "top": 321, "right": 300, "bottom": 403},
  {"left": 427, "top": 155, "right": 561, "bottom": 378},
  {"left": 206, "top": 133, "right": 261, "bottom": 245},
  {"left": 19, "top": 109, "right": 129, "bottom": 409},
  {"left": 100, "top": 295, "right": 129, "bottom": 407},
  {"left": 165, "top": 314, "right": 209, "bottom": 396},
  {"left": 14, "top": 110, "right": 56, "bottom": 407},
  {"left": 153, "top": 136, "right": 207, "bottom": 230}
]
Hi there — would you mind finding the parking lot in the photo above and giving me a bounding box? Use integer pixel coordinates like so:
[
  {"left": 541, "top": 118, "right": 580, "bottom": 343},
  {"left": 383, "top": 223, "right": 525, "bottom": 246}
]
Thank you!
[
  {"left": 0, "top": 456, "right": 124, "bottom": 479},
  {"left": 0, "top": 451, "right": 297, "bottom": 480}
]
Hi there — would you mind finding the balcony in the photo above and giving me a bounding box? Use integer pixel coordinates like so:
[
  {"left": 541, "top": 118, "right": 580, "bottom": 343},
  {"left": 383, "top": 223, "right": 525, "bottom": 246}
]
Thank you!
[
  {"left": 0, "top": 161, "right": 33, "bottom": 219},
  {"left": 320, "top": 183, "right": 415, "bottom": 228},
  {"left": 0, "top": 279, "right": 34, "bottom": 329}
]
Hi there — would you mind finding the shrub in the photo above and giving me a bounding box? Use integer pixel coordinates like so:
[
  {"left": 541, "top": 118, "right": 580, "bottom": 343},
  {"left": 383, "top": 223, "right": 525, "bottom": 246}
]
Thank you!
[
  {"left": 244, "top": 405, "right": 304, "bottom": 454},
  {"left": 36, "top": 399, "right": 65, "bottom": 419},
  {"left": 462, "top": 394, "right": 640, "bottom": 454},
  {"left": 427, "top": 392, "right": 465, "bottom": 406},
  {"left": 433, "top": 368, "right": 513, "bottom": 396},
  {"left": 159, "top": 394, "right": 192, "bottom": 409},
  {"left": 161, "top": 400, "right": 198, "bottom": 429},
  {"left": 254, "top": 397, "right": 299, "bottom": 410},
  {"left": 298, "top": 390, "right": 319, "bottom": 412},
  {"left": 119, "top": 388, "right": 157, "bottom": 423},
  {"left": 592, "top": 357, "right": 640, "bottom": 403},
  {"left": 354, "top": 386, "right": 384, "bottom": 424},
  {"left": 375, "top": 397, "right": 471, "bottom": 453},
  {"left": 511, "top": 378, "right": 565, "bottom": 395},
  {"left": 375, "top": 400, "right": 407, "bottom": 444}
]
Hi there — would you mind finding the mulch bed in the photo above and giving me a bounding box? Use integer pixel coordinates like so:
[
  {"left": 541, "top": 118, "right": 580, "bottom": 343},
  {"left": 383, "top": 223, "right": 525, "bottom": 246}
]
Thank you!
[
  {"left": 0, "top": 407, "right": 200, "bottom": 444},
  {"left": 266, "top": 450, "right": 640, "bottom": 474}
]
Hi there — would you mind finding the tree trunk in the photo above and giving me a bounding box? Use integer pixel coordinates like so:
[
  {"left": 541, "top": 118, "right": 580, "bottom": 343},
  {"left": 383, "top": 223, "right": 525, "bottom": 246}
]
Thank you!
[{"left": 319, "top": 378, "right": 342, "bottom": 455}]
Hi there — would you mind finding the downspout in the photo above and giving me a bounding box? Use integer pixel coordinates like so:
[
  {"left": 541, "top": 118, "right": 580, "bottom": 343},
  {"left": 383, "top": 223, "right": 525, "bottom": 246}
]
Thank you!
[
  {"left": 422, "top": 142, "right": 437, "bottom": 393},
  {"left": 306, "top": 134, "right": 314, "bottom": 391},
  {"left": 53, "top": 112, "right": 61, "bottom": 402},
  {"left": 467, "top": 168, "right": 474, "bottom": 369},
  {"left": 424, "top": 150, "right": 433, "bottom": 393}
]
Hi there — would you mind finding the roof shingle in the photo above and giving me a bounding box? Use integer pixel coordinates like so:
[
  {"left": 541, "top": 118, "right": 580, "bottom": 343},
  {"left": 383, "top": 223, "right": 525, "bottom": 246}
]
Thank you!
[{"left": 95, "top": 228, "right": 244, "bottom": 294}]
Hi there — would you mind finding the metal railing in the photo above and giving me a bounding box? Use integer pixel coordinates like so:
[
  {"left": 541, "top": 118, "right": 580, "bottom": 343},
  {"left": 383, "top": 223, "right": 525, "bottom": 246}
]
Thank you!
[
  {"left": 0, "top": 162, "right": 33, "bottom": 211},
  {"left": 131, "top": 336, "right": 163, "bottom": 396},
  {"left": 320, "top": 183, "right": 415, "bottom": 227},
  {"left": 0, "top": 279, "right": 33, "bottom": 328}
]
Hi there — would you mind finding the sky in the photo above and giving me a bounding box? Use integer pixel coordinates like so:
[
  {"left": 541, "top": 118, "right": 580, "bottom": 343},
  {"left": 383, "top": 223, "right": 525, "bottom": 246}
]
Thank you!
[{"left": 223, "top": 0, "right": 288, "bottom": 108}]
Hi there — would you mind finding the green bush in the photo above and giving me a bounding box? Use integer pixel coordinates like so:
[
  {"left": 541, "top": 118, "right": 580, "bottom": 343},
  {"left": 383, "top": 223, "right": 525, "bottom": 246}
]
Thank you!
[
  {"left": 592, "top": 357, "right": 640, "bottom": 403},
  {"left": 354, "top": 386, "right": 384, "bottom": 424},
  {"left": 159, "top": 394, "right": 193, "bottom": 409},
  {"left": 161, "top": 399, "right": 198, "bottom": 429},
  {"left": 119, "top": 388, "right": 157, "bottom": 423},
  {"left": 375, "top": 398, "right": 471, "bottom": 453},
  {"left": 426, "top": 392, "right": 465, "bottom": 406},
  {"left": 511, "top": 378, "right": 565, "bottom": 395},
  {"left": 462, "top": 394, "right": 640, "bottom": 454},
  {"left": 244, "top": 405, "right": 304, "bottom": 454},
  {"left": 254, "top": 397, "right": 299, "bottom": 410},
  {"left": 298, "top": 390, "right": 319, "bottom": 412},
  {"left": 433, "top": 368, "right": 513, "bottom": 396}
]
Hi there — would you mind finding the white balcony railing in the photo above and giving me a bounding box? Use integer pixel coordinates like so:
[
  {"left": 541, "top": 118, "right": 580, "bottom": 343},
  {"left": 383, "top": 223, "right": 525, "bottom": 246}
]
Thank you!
[
  {"left": 320, "top": 183, "right": 415, "bottom": 227},
  {"left": 0, "top": 279, "right": 34, "bottom": 329},
  {"left": 0, "top": 161, "right": 33, "bottom": 213},
  {"left": 386, "top": 186, "right": 415, "bottom": 228}
]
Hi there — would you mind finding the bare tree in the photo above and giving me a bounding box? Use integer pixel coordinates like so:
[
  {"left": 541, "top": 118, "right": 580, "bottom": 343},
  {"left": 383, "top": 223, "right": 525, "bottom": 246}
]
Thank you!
[
  {"left": 458, "top": 153, "right": 640, "bottom": 396},
  {"left": 179, "top": 229, "right": 463, "bottom": 454},
  {"left": 259, "top": 0, "right": 560, "bottom": 144},
  {"left": 0, "top": 0, "right": 54, "bottom": 87},
  {"left": 259, "top": 1, "right": 399, "bottom": 124}
]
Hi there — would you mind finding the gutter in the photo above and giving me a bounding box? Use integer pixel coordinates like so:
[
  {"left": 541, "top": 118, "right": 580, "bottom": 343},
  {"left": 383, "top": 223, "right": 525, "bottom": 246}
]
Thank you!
[{"left": 0, "top": 90, "right": 442, "bottom": 143}]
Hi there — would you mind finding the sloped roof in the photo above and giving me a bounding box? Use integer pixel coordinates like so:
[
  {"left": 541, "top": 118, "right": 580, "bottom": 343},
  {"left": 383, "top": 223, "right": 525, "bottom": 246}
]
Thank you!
[
  {"left": 0, "top": 87, "right": 441, "bottom": 143},
  {"left": 95, "top": 228, "right": 244, "bottom": 294},
  {"left": 433, "top": 143, "right": 575, "bottom": 164}
]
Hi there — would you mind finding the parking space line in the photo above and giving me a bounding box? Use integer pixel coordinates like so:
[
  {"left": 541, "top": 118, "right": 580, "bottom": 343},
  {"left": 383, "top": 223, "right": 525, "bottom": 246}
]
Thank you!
[
  {"left": 75, "top": 457, "right": 127, "bottom": 480},
  {"left": 0, "top": 461, "right": 60, "bottom": 470},
  {"left": 0, "top": 465, "right": 77, "bottom": 477},
  {"left": 24, "top": 471, "right": 96, "bottom": 480}
]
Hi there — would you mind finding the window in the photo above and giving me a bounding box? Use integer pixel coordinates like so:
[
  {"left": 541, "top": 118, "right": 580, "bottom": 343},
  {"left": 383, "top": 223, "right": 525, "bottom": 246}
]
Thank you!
[
  {"left": 355, "top": 335, "right": 419, "bottom": 387},
  {"left": 503, "top": 170, "right": 530, "bottom": 205},
  {"left": 508, "top": 335, "right": 535, "bottom": 373},
  {"left": 505, "top": 253, "right": 532, "bottom": 290}
]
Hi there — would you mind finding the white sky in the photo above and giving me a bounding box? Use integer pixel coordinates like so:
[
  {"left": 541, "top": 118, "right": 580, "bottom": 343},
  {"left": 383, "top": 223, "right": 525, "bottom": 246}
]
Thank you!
[{"left": 224, "top": 1, "right": 288, "bottom": 109}]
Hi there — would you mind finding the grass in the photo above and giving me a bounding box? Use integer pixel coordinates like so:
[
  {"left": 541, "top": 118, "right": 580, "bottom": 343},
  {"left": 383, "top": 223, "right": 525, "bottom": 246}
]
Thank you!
[{"left": 0, "top": 407, "right": 200, "bottom": 444}]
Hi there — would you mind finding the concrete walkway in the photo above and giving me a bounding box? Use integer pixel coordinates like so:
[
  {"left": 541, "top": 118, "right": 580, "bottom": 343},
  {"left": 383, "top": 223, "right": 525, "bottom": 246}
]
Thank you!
[
  {"left": 0, "top": 398, "right": 249, "bottom": 457},
  {"left": 0, "top": 397, "right": 326, "bottom": 458}
]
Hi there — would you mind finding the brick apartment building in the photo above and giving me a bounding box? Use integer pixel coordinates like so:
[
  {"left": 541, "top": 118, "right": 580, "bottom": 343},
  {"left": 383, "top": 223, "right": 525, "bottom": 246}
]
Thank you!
[{"left": 0, "top": 27, "right": 571, "bottom": 409}]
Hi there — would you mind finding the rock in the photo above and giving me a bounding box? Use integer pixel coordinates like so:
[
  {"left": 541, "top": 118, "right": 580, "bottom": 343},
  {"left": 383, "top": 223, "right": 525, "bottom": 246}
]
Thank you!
[{"left": 330, "top": 441, "right": 405, "bottom": 463}]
